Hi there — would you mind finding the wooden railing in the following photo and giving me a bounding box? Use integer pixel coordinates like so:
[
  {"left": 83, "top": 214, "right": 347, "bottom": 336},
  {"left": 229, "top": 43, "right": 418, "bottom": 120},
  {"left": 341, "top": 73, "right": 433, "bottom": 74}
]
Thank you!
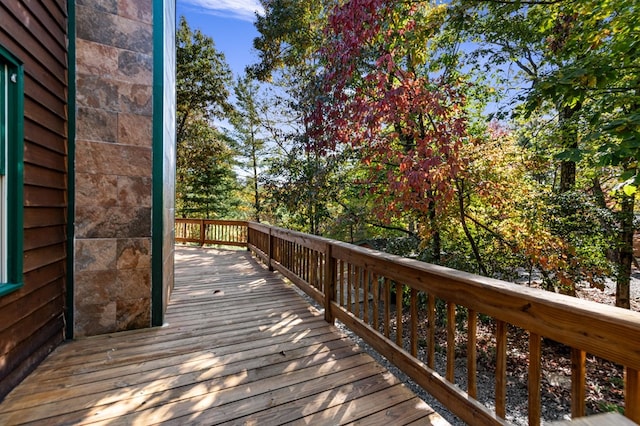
[
  {"left": 176, "top": 219, "right": 640, "bottom": 425},
  {"left": 174, "top": 218, "right": 248, "bottom": 247}
]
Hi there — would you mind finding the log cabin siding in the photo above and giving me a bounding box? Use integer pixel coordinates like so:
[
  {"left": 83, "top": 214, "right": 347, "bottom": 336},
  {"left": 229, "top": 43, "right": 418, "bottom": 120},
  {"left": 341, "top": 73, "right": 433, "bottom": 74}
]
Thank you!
[{"left": 0, "top": 0, "right": 68, "bottom": 401}]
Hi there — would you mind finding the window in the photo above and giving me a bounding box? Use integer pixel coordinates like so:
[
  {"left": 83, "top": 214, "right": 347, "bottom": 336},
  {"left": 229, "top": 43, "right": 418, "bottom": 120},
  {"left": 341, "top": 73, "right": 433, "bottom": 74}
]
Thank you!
[{"left": 0, "top": 45, "right": 24, "bottom": 296}]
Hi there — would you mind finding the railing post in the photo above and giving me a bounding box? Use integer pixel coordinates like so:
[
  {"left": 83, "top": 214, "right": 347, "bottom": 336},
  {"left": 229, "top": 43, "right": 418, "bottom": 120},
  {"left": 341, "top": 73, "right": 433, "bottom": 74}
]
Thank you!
[
  {"left": 571, "top": 348, "right": 586, "bottom": 418},
  {"left": 324, "top": 243, "right": 335, "bottom": 325},
  {"left": 268, "top": 227, "right": 274, "bottom": 271},
  {"left": 199, "top": 219, "right": 205, "bottom": 246},
  {"left": 626, "top": 367, "right": 640, "bottom": 423},
  {"left": 246, "top": 223, "right": 251, "bottom": 251}
]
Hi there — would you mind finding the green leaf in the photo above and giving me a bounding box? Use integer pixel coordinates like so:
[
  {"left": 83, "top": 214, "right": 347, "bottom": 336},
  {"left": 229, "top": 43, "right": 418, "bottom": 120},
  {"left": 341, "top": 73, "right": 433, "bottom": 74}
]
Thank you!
[{"left": 623, "top": 184, "right": 637, "bottom": 196}]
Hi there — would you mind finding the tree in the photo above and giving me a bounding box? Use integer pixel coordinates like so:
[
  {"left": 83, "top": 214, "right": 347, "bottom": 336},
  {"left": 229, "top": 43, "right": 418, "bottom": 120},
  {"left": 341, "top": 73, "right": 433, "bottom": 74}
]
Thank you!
[
  {"left": 176, "top": 17, "right": 239, "bottom": 219},
  {"left": 534, "top": 0, "right": 639, "bottom": 307},
  {"left": 176, "top": 118, "right": 239, "bottom": 218},
  {"left": 311, "top": 0, "right": 471, "bottom": 262},
  {"left": 177, "top": 16, "right": 234, "bottom": 143},
  {"left": 249, "top": 0, "right": 345, "bottom": 234},
  {"left": 451, "top": 0, "right": 639, "bottom": 307},
  {"left": 228, "top": 76, "right": 268, "bottom": 222},
  {"left": 248, "top": 0, "right": 325, "bottom": 81}
]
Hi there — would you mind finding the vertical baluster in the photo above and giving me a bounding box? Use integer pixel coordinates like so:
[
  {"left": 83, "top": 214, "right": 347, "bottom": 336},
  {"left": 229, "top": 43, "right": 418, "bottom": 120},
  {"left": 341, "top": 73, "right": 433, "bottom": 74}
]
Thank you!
[
  {"left": 324, "top": 243, "right": 335, "bottom": 324},
  {"left": 304, "top": 245, "right": 309, "bottom": 283},
  {"left": 384, "top": 278, "right": 390, "bottom": 338},
  {"left": 310, "top": 249, "right": 316, "bottom": 287},
  {"left": 276, "top": 237, "right": 280, "bottom": 264},
  {"left": 299, "top": 246, "right": 303, "bottom": 281},
  {"left": 428, "top": 294, "right": 435, "bottom": 369},
  {"left": 372, "top": 273, "right": 379, "bottom": 331},
  {"left": 410, "top": 288, "right": 418, "bottom": 357},
  {"left": 347, "top": 264, "right": 352, "bottom": 313},
  {"left": 339, "top": 260, "right": 345, "bottom": 307},
  {"left": 467, "top": 309, "right": 477, "bottom": 399},
  {"left": 571, "top": 348, "right": 586, "bottom": 418},
  {"left": 354, "top": 266, "right": 361, "bottom": 318},
  {"left": 267, "top": 232, "right": 270, "bottom": 255},
  {"left": 318, "top": 251, "right": 322, "bottom": 289},
  {"left": 283, "top": 240, "right": 287, "bottom": 268},
  {"left": 363, "top": 269, "right": 369, "bottom": 324},
  {"left": 626, "top": 367, "right": 640, "bottom": 423},
  {"left": 292, "top": 243, "right": 297, "bottom": 275},
  {"left": 396, "top": 282, "right": 403, "bottom": 346},
  {"left": 307, "top": 247, "right": 311, "bottom": 285},
  {"left": 301, "top": 245, "right": 305, "bottom": 281},
  {"left": 529, "top": 332, "right": 541, "bottom": 426},
  {"left": 495, "top": 320, "right": 507, "bottom": 418},
  {"left": 446, "top": 302, "right": 456, "bottom": 382},
  {"left": 290, "top": 241, "right": 294, "bottom": 271},
  {"left": 294, "top": 244, "right": 298, "bottom": 276},
  {"left": 316, "top": 250, "right": 321, "bottom": 290}
]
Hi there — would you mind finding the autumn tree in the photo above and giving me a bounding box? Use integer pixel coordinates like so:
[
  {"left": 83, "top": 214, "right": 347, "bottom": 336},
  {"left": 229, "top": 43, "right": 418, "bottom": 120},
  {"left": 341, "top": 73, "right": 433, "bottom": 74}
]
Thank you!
[
  {"left": 452, "top": 0, "right": 639, "bottom": 307},
  {"left": 311, "top": 0, "right": 474, "bottom": 263}
]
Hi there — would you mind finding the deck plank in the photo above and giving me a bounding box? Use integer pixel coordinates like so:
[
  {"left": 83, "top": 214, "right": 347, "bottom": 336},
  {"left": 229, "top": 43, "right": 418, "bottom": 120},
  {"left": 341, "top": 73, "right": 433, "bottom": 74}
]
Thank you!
[{"left": 0, "top": 247, "right": 448, "bottom": 425}]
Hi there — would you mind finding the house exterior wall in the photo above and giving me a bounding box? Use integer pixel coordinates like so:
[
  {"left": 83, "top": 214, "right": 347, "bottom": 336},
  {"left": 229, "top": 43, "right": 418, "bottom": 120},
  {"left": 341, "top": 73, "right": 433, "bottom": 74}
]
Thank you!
[
  {"left": 72, "top": 0, "right": 155, "bottom": 337},
  {"left": 0, "top": 0, "right": 175, "bottom": 400},
  {"left": 0, "top": 0, "right": 68, "bottom": 400}
]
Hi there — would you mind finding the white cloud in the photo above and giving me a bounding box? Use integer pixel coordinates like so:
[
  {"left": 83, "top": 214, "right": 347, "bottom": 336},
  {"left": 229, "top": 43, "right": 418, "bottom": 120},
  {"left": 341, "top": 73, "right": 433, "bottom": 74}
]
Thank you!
[{"left": 182, "top": 0, "right": 265, "bottom": 22}]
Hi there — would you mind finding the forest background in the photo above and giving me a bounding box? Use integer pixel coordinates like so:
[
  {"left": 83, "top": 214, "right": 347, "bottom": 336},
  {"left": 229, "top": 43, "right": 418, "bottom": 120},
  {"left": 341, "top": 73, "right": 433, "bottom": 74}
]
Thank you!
[{"left": 175, "top": 0, "right": 639, "bottom": 310}]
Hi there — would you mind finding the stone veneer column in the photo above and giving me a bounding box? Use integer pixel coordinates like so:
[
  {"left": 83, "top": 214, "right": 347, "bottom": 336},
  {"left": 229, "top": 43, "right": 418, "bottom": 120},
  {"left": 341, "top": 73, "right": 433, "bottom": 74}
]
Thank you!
[{"left": 73, "top": 0, "right": 154, "bottom": 336}]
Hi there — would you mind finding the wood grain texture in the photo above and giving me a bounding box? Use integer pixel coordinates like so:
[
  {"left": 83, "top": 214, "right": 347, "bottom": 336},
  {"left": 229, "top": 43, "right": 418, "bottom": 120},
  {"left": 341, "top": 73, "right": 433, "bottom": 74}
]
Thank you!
[
  {"left": 0, "top": 0, "right": 68, "bottom": 401},
  {"left": 0, "top": 248, "right": 447, "bottom": 426},
  {"left": 571, "top": 348, "right": 587, "bottom": 418},
  {"left": 529, "top": 333, "right": 541, "bottom": 426}
]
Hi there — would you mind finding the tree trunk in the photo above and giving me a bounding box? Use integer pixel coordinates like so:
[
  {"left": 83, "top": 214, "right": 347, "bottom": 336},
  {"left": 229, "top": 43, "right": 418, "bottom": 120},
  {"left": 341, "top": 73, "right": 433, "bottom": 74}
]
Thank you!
[
  {"left": 617, "top": 190, "right": 635, "bottom": 309},
  {"left": 558, "top": 103, "right": 580, "bottom": 193},
  {"left": 559, "top": 159, "right": 576, "bottom": 193},
  {"left": 456, "top": 179, "right": 488, "bottom": 276},
  {"left": 251, "top": 141, "right": 261, "bottom": 222},
  {"left": 428, "top": 198, "right": 441, "bottom": 264}
]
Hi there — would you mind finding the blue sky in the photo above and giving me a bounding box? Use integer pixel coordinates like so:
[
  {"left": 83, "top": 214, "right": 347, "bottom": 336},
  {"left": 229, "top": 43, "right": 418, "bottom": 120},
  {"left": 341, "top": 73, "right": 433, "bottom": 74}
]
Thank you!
[{"left": 176, "top": 0, "right": 264, "bottom": 77}]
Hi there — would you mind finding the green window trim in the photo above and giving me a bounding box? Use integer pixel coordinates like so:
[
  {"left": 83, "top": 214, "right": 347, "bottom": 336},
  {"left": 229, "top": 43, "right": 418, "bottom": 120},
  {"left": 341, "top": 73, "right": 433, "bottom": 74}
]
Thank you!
[{"left": 0, "top": 44, "right": 25, "bottom": 296}]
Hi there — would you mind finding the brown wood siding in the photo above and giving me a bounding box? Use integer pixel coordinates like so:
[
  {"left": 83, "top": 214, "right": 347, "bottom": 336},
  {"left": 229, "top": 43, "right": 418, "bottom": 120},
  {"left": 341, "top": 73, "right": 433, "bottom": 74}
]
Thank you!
[{"left": 0, "top": 0, "right": 68, "bottom": 401}]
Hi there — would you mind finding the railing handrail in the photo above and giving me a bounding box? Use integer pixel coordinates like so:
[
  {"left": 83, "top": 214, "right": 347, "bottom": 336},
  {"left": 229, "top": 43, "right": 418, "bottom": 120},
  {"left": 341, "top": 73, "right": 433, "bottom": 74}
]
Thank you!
[
  {"left": 175, "top": 218, "right": 248, "bottom": 247},
  {"left": 175, "top": 218, "right": 640, "bottom": 424},
  {"left": 329, "top": 238, "right": 640, "bottom": 369}
]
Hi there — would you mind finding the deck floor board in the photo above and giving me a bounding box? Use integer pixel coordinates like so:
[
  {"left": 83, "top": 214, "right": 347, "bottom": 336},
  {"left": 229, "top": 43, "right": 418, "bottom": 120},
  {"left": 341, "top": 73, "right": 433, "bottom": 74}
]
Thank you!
[{"left": 0, "top": 247, "right": 448, "bottom": 425}]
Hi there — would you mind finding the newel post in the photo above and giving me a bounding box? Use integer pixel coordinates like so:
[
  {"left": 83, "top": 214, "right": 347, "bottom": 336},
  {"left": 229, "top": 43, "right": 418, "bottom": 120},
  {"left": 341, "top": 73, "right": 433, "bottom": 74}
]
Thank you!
[
  {"left": 267, "top": 227, "right": 274, "bottom": 271},
  {"left": 199, "top": 219, "right": 205, "bottom": 246},
  {"left": 324, "top": 242, "right": 336, "bottom": 325},
  {"left": 245, "top": 223, "right": 251, "bottom": 251}
]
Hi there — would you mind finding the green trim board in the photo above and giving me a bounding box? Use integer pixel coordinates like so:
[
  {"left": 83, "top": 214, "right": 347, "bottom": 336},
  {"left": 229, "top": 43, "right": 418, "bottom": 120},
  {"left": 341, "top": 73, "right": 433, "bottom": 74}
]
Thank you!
[
  {"left": 65, "top": 0, "right": 76, "bottom": 338},
  {"left": 0, "top": 44, "right": 24, "bottom": 296},
  {"left": 151, "top": 0, "right": 166, "bottom": 326},
  {"left": 0, "top": 60, "right": 5, "bottom": 176}
]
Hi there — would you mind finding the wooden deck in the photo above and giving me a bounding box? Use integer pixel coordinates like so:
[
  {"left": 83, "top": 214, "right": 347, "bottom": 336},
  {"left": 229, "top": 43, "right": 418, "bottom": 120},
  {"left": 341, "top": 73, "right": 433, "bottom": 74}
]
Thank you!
[{"left": 0, "top": 247, "right": 447, "bottom": 425}]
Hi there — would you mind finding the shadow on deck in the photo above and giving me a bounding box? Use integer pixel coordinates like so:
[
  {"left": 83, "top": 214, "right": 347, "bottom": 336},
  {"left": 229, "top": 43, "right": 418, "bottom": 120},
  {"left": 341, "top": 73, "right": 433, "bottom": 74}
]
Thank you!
[{"left": 0, "top": 247, "right": 447, "bottom": 425}]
